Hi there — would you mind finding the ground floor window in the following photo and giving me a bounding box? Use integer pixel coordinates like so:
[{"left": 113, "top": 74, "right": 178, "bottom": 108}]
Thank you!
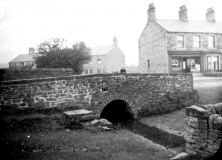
[
  {"left": 207, "top": 55, "right": 219, "bottom": 71},
  {"left": 97, "top": 68, "right": 101, "bottom": 73},
  {"left": 171, "top": 56, "right": 201, "bottom": 73},
  {"left": 90, "top": 69, "right": 93, "bottom": 74}
]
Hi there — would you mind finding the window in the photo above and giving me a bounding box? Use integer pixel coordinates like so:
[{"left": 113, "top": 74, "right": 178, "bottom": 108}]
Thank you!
[
  {"left": 90, "top": 69, "right": 93, "bottom": 74},
  {"left": 177, "top": 35, "right": 184, "bottom": 48},
  {"left": 171, "top": 57, "right": 182, "bottom": 71},
  {"left": 194, "top": 35, "right": 201, "bottom": 48},
  {"left": 97, "top": 68, "right": 101, "bottom": 73},
  {"left": 207, "top": 56, "right": 212, "bottom": 70},
  {"left": 97, "top": 56, "right": 101, "bottom": 64},
  {"left": 213, "top": 56, "right": 219, "bottom": 70},
  {"left": 89, "top": 59, "right": 92, "bottom": 64},
  {"left": 147, "top": 59, "right": 150, "bottom": 70},
  {"left": 85, "top": 69, "right": 88, "bottom": 74},
  {"left": 208, "top": 35, "right": 216, "bottom": 48}
]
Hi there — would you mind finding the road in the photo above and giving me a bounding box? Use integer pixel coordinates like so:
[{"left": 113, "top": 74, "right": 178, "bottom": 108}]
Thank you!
[{"left": 193, "top": 76, "right": 222, "bottom": 88}]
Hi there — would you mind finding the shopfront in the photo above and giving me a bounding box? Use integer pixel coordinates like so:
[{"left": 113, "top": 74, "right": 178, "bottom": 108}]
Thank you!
[{"left": 169, "top": 51, "right": 221, "bottom": 73}]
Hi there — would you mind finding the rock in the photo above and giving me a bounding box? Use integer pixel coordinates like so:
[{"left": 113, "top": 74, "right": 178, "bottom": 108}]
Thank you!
[
  {"left": 90, "top": 119, "right": 101, "bottom": 126},
  {"left": 209, "top": 114, "right": 221, "bottom": 129},
  {"left": 80, "top": 115, "right": 98, "bottom": 121},
  {"left": 213, "top": 117, "right": 222, "bottom": 130},
  {"left": 99, "top": 126, "right": 111, "bottom": 130},
  {"left": 171, "top": 152, "right": 190, "bottom": 160},
  {"left": 186, "top": 105, "right": 211, "bottom": 119},
  {"left": 100, "top": 119, "right": 113, "bottom": 127}
]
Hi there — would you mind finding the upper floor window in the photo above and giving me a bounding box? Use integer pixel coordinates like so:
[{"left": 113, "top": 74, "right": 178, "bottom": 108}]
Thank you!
[
  {"left": 97, "top": 56, "right": 101, "bottom": 64},
  {"left": 208, "top": 35, "right": 216, "bottom": 48},
  {"left": 194, "top": 35, "right": 201, "bottom": 48},
  {"left": 177, "top": 35, "right": 184, "bottom": 48}
]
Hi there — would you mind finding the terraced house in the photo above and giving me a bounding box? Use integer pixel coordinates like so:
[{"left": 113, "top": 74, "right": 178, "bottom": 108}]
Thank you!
[
  {"left": 83, "top": 37, "right": 125, "bottom": 74},
  {"left": 139, "top": 3, "right": 222, "bottom": 73}
]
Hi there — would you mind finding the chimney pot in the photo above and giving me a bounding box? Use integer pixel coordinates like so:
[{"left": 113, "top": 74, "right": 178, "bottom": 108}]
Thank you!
[
  {"left": 29, "top": 48, "right": 35, "bottom": 54},
  {"left": 147, "top": 3, "right": 156, "bottom": 22},
  {"left": 179, "top": 5, "right": 188, "bottom": 21},
  {"left": 113, "top": 37, "right": 118, "bottom": 46},
  {"left": 206, "top": 7, "right": 215, "bottom": 22}
]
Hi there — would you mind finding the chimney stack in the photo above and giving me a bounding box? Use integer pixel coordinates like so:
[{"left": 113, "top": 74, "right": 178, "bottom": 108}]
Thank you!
[
  {"left": 179, "top": 5, "right": 188, "bottom": 21},
  {"left": 29, "top": 47, "right": 35, "bottom": 54},
  {"left": 206, "top": 8, "right": 215, "bottom": 23},
  {"left": 113, "top": 37, "right": 118, "bottom": 46},
  {"left": 147, "top": 3, "right": 156, "bottom": 22}
]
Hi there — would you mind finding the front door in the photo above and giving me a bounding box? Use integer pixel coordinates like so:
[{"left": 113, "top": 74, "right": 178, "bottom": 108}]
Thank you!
[{"left": 182, "top": 57, "right": 191, "bottom": 73}]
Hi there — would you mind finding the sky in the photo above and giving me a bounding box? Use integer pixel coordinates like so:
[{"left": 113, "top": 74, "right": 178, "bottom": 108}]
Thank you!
[{"left": 0, "top": 0, "right": 222, "bottom": 66}]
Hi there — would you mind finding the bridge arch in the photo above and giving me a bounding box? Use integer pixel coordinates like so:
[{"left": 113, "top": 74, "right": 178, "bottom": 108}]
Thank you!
[{"left": 100, "top": 94, "right": 137, "bottom": 121}]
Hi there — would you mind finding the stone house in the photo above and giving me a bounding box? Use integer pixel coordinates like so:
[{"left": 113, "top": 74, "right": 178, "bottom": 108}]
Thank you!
[
  {"left": 83, "top": 37, "right": 125, "bottom": 74},
  {"left": 9, "top": 48, "right": 37, "bottom": 69},
  {"left": 139, "top": 3, "right": 222, "bottom": 73}
]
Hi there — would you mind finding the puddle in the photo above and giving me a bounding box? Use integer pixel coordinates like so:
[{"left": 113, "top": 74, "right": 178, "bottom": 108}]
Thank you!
[{"left": 114, "top": 119, "right": 186, "bottom": 152}]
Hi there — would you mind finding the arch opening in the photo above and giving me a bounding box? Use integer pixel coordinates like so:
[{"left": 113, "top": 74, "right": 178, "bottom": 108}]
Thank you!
[{"left": 100, "top": 100, "right": 134, "bottom": 122}]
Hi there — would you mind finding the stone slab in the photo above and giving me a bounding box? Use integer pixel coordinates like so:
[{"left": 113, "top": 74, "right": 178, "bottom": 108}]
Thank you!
[
  {"left": 186, "top": 105, "right": 211, "bottom": 119},
  {"left": 64, "top": 109, "right": 92, "bottom": 116}
]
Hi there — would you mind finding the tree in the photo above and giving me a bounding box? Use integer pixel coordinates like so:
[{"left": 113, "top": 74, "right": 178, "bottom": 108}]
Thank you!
[{"left": 34, "top": 38, "right": 92, "bottom": 74}]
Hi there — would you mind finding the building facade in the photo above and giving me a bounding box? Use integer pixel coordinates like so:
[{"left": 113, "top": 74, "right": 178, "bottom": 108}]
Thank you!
[
  {"left": 9, "top": 48, "right": 36, "bottom": 69},
  {"left": 83, "top": 37, "right": 125, "bottom": 74},
  {"left": 139, "top": 4, "right": 222, "bottom": 73}
]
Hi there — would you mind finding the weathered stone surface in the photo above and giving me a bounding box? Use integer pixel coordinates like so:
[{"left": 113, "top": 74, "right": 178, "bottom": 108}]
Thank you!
[
  {"left": 80, "top": 115, "right": 99, "bottom": 121},
  {"left": 209, "top": 131, "right": 219, "bottom": 139},
  {"left": 198, "top": 119, "right": 207, "bottom": 124},
  {"left": 186, "top": 105, "right": 211, "bottom": 118},
  {"left": 185, "top": 138, "right": 196, "bottom": 144},
  {"left": 188, "top": 116, "right": 199, "bottom": 123},
  {"left": 171, "top": 152, "right": 190, "bottom": 160},
  {"left": 206, "top": 139, "right": 214, "bottom": 145},
  {"left": 191, "top": 144, "right": 201, "bottom": 150},
  {"left": 100, "top": 119, "right": 113, "bottom": 127},
  {"left": 190, "top": 122, "right": 199, "bottom": 129},
  {"left": 192, "top": 136, "right": 204, "bottom": 143},
  {"left": 186, "top": 148, "right": 197, "bottom": 155},
  {"left": 199, "top": 123, "right": 208, "bottom": 130},
  {"left": 213, "top": 117, "right": 222, "bottom": 130},
  {"left": 209, "top": 114, "right": 221, "bottom": 129}
]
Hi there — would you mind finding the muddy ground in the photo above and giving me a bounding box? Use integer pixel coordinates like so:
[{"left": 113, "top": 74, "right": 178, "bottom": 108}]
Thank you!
[{"left": 0, "top": 85, "right": 221, "bottom": 160}]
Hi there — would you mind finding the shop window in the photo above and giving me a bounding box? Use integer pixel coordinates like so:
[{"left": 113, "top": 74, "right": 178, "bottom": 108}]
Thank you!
[
  {"left": 213, "top": 56, "right": 219, "bottom": 70},
  {"left": 177, "top": 35, "right": 184, "bottom": 48},
  {"left": 208, "top": 35, "right": 216, "bottom": 48},
  {"left": 207, "top": 56, "right": 212, "bottom": 70},
  {"left": 90, "top": 69, "right": 93, "bottom": 74},
  {"left": 172, "top": 57, "right": 182, "bottom": 71},
  {"left": 97, "top": 57, "right": 101, "bottom": 64},
  {"left": 194, "top": 35, "right": 201, "bottom": 48}
]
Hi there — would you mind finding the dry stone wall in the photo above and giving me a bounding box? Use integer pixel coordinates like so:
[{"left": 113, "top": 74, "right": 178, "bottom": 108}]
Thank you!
[
  {"left": 186, "top": 103, "right": 222, "bottom": 159},
  {"left": 0, "top": 73, "right": 198, "bottom": 117}
]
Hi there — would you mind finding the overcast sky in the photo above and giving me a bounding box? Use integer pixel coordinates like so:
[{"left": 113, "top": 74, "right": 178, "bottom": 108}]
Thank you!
[{"left": 0, "top": 0, "right": 222, "bottom": 66}]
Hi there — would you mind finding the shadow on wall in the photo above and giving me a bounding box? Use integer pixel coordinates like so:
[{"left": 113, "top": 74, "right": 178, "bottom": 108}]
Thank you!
[{"left": 100, "top": 100, "right": 134, "bottom": 122}]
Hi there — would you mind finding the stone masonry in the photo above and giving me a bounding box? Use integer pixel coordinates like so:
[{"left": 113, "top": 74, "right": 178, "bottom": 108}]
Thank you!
[
  {"left": 186, "top": 103, "right": 222, "bottom": 158},
  {"left": 0, "top": 73, "right": 198, "bottom": 117}
]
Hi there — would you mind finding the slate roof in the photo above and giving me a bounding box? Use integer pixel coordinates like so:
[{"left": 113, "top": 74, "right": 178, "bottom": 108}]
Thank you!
[
  {"left": 90, "top": 45, "right": 114, "bottom": 56},
  {"left": 10, "top": 54, "right": 38, "bottom": 63},
  {"left": 155, "top": 19, "right": 222, "bottom": 33}
]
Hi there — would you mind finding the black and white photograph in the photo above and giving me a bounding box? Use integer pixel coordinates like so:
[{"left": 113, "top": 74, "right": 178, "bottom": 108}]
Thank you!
[{"left": 0, "top": 0, "right": 222, "bottom": 159}]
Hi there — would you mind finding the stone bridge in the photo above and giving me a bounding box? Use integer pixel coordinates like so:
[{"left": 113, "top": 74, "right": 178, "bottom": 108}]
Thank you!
[{"left": 0, "top": 73, "right": 198, "bottom": 119}]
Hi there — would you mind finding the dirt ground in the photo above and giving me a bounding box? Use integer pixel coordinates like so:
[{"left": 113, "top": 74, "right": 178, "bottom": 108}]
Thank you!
[{"left": 0, "top": 85, "right": 221, "bottom": 160}]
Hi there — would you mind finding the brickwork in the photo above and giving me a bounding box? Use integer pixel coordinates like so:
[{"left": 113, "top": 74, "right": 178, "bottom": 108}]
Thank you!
[
  {"left": 186, "top": 103, "right": 222, "bottom": 158},
  {"left": 138, "top": 21, "right": 168, "bottom": 73},
  {"left": 0, "top": 73, "right": 198, "bottom": 117}
]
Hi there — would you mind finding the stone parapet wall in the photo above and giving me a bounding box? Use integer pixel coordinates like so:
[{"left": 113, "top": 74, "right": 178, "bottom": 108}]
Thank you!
[
  {"left": 186, "top": 103, "right": 222, "bottom": 158},
  {"left": 0, "top": 68, "right": 74, "bottom": 81},
  {"left": 0, "top": 73, "right": 198, "bottom": 117}
]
